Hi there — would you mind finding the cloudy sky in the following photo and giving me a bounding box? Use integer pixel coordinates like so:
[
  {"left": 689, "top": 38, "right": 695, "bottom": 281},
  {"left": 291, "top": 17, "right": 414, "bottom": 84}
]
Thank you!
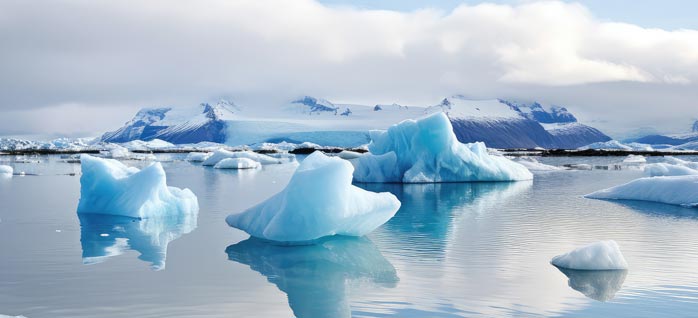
[{"left": 1, "top": 0, "right": 697, "bottom": 139}]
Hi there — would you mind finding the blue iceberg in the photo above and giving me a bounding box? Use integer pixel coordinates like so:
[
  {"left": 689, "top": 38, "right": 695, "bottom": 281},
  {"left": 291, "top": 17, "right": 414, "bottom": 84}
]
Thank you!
[
  {"left": 77, "top": 154, "right": 199, "bottom": 219},
  {"left": 226, "top": 151, "right": 401, "bottom": 243},
  {"left": 352, "top": 112, "right": 533, "bottom": 183}
]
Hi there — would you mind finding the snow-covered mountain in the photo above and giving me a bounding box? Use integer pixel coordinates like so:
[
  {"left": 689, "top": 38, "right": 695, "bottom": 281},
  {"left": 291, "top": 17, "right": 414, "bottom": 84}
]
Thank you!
[
  {"left": 100, "top": 96, "right": 610, "bottom": 149},
  {"left": 633, "top": 120, "right": 698, "bottom": 146},
  {"left": 102, "top": 100, "right": 239, "bottom": 144},
  {"left": 428, "top": 96, "right": 610, "bottom": 149}
]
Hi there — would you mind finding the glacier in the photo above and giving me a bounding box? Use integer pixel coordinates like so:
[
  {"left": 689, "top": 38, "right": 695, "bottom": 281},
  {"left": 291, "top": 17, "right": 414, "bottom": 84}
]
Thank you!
[
  {"left": 586, "top": 175, "right": 698, "bottom": 207},
  {"left": 352, "top": 112, "right": 533, "bottom": 183},
  {"left": 226, "top": 151, "right": 401, "bottom": 243},
  {"left": 551, "top": 240, "right": 628, "bottom": 270},
  {"left": 214, "top": 158, "right": 260, "bottom": 169},
  {"left": 201, "top": 149, "right": 287, "bottom": 166},
  {"left": 77, "top": 154, "right": 199, "bottom": 219}
]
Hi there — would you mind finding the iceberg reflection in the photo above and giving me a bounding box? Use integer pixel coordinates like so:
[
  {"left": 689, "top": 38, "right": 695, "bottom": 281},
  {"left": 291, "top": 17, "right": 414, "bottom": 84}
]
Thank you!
[
  {"left": 555, "top": 266, "right": 628, "bottom": 302},
  {"left": 226, "top": 236, "right": 398, "bottom": 318},
  {"left": 78, "top": 211, "right": 197, "bottom": 270}
]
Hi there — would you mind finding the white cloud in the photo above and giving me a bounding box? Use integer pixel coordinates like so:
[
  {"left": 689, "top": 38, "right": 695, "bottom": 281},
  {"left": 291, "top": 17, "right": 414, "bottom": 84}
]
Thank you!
[{"left": 0, "top": 0, "right": 697, "bottom": 137}]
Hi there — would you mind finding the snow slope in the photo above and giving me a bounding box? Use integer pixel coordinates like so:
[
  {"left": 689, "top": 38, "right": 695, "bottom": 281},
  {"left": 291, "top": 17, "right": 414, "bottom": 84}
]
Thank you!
[{"left": 99, "top": 96, "right": 609, "bottom": 149}]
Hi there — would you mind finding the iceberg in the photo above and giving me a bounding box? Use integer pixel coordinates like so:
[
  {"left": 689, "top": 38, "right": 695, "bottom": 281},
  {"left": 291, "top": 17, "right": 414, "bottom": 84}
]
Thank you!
[
  {"left": 551, "top": 240, "right": 628, "bottom": 270},
  {"left": 0, "top": 165, "right": 12, "bottom": 177},
  {"left": 201, "top": 149, "right": 286, "bottom": 166},
  {"left": 644, "top": 163, "right": 698, "bottom": 177},
  {"left": 663, "top": 156, "right": 698, "bottom": 170},
  {"left": 622, "top": 154, "right": 646, "bottom": 164},
  {"left": 512, "top": 157, "right": 562, "bottom": 171},
  {"left": 586, "top": 175, "right": 698, "bottom": 207},
  {"left": 337, "top": 150, "right": 364, "bottom": 160},
  {"left": 185, "top": 152, "right": 212, "bottom": 162},
  {"left": 226, "top": 151, "right": 401, "bottom": 243},
  {"left": 77, "top": 154, "right": 199, "bottom": 219},
  {"left": 226, "top": 236, "right": 398, "bottom": 318},
  {"left": 214, "top": 158, "right": 260, "bottom": 169},
  {"left": 352, "top": 112, "right": 533, "bottom": 183}
]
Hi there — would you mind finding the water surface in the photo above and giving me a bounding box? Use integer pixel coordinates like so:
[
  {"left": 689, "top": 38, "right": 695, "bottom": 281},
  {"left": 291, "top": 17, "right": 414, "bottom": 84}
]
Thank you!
[{"left": 1, "top": 155, "right": 697, "bottom": 317}]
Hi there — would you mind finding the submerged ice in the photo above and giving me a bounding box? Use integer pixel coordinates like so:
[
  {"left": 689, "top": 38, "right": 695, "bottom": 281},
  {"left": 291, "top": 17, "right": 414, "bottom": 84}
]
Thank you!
[
  {"left": 551, "top": 240, "right": 628, "bottom": 270},
  {"left": 352, "top": 113, "right": 532, "bottom": 183},
  {"left": 77, "top": 154, "right": 199, "bottom": 219},
  {"left": 226, "top": 151, "right": 401, "bottom": 242}
]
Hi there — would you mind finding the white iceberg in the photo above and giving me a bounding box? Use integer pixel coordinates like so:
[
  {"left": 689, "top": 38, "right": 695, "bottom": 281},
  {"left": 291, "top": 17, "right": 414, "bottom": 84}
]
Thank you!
[
  {"left": 586, "top": 175, "right": 698, "bottom": 207},
  {"left": 0, "top": 165, "right": 12, "bottom": 176},
  {"left": 622, "top": 154, "right": 646, "bottom": 164},
  {"left": 352, "top": 113, "right": 532, "bottom": 183},
  {"left": 644, "top": 163, "right": 698, "bottom": 177},
  {"left": 551, "top": 240, "right": 628, "bottom": 270},
  {"left": 226, "top": 151, "right": 401, "bottom": 243},
  {"left": 214, "top": 158, "right": 261, "bottom": 169},
  {"left": 202, "top": 149, "right": 285, "bottom": 166},
  {"left": 663, "top": 156, "right": 698, "bottom": 170},
  {"left": 512, "top": 157, "right": 562, "bottom": 171},
  {"left": 185, "top": 152, "right": 212, "bottom": 162},
  {"left": 77, "top": 154, "right": 199, "bottom": 219}
]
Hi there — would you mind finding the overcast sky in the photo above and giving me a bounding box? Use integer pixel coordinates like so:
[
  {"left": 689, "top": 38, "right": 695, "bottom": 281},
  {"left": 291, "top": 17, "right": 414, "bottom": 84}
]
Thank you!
[{"left": 1, "top": 0, "right": 697, "bottom": 139}]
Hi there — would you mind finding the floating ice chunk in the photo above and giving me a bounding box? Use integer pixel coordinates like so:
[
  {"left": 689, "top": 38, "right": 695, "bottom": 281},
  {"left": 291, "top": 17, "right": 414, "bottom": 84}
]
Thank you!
[
  {"left": 644, "top": 163, "right": 698, "bottom": 177},
  {"left": 336, "top": 150, "right": 364, "bottom": 160},
  {"left": 101, "top": 144, "right": 130, "bottom": 159},
  {"left": 226, "top": 151, "right": 401, "bottom": 243},
  {"left": 226, "top": 236, "right": 398, "bottom": 318},
  {"left": 214, "top": 158, "right": 261, "bottom": 169},
  {"left": 121, "top": 139, "right": 174, "bottom": 151},
  {"left": 0, "top": 165, "right": 12, "bottom": 176},
  {"left": 352, "top": 113, "right": 532, "bottom": 183},
  {"left": 555, "top": 267, "right": 627, "bottom": 302},
  {"left": 551, "top": 240, "right": 628, "bottom": 270},
  {"left": 77, "top": 154, "right": 199, "bottom": 219},
  {"left": 186, "top": 152, "right": 212, "bottom": 162},
  {"left": 512, "top": 157, "right": 562, "bottom": 171},
  {"left": 622, "top": 154, "right": 646, "bottom": 164},
  {"left": 202, "top": 149, "right": 284, "bottom": 166},
  {"left": 586, "top": 175, "right": 698, "bottom": 207},
  {"left": 663, "top": 156, "right": 698, "bottom": 170}
]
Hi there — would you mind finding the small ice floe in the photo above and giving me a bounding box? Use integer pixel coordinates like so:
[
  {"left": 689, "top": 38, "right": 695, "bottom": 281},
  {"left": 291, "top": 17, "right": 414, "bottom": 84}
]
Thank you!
[
  {"left": 0, "top": 165, "right": 12, "bottom": 177},
  {"left": 100, "top": 144, "right": 130, "bottom": 159},
  {"left": 186, "top": 152, "right": 212, "bottom": 162},
  {"left": 336, "top": 150, "right": 364, "bottom": 160},
  {"left": 226, "top": 151, "right": 401, "bottom": 243},
  {"left": 622, "top": 154, "right": 646, "bottom": 164},
  {"left": 76, "top": 154, "right": 199, "bottom": 219},
  {"left": 644, "top": 163, "right": 698, "bottom": 177},
  {"left": 563, "top": 163, "right": 593, "bottom": 170},
  {"left": 202, "top": 149, "right": 286, "bottom": 166},
  {"left": 214, "top": 158, "right": 261, "bottom": 169},
  {"left": 512, "top": 157, "right": 562, "bottom": 171},
  {"left": 352, "top": 112, "right": 532, "bottom": 183},
  {"left": 551, "top": 240, "right": 628, "bottom": 270},
  {"left": 586, "top": 175, "right": 698, "bottom": 207}
]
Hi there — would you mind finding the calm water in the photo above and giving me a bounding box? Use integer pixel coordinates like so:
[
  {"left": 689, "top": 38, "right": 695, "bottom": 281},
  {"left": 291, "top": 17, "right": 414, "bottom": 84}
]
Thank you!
[{"left": 1, "top": 155, "right": 698, "bottom": 317}]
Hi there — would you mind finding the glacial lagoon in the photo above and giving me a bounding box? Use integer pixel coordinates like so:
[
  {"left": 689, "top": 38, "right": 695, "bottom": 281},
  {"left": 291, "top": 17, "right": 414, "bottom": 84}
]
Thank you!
[{"left": 1, "top": 155, "right": 698, "bottom": 317}]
